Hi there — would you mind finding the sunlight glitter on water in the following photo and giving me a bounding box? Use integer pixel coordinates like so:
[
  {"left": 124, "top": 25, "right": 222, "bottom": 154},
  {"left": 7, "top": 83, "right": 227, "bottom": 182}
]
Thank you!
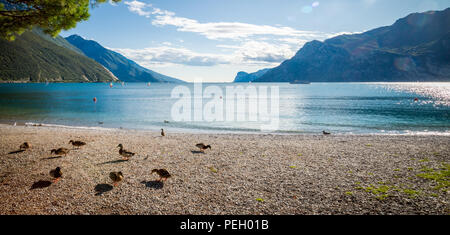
[{"left": 378, "top": 83, "right": 450, "bottom": 107}]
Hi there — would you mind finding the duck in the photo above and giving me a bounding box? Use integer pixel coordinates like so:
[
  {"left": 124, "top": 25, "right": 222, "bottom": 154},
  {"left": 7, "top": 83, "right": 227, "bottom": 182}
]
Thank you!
[
  {"left": 19, "top": 142, "right": 31, "bottom": 150},
  {"left": 69, "top": 140, "right": 86, "bottom": 149},
  {"left": 49, "top": 167, "right": 63, "bottom": 183},
  {"left": 50, "top": 148, "right": 69, "bottom": 156},
  {"left": 164, "top": 120, "right": 169, "bottom": 123},
  {"left": 196, "top": 143, "right": 211, "bottom": 153},
  {"left": 161, "top": 129, "right": 165, "bottom": 137},
  {"left": 152, "top": 169, "right": 171, "bottom": 182},
  {"left": 109, "top": 171, "right": 123, "bottom": 186},
  {"left": 322, "top": 131, "right": 331, "bottom": 135},
  {"left": 117, "top": 144, "right": 135, "bottom": 160}
]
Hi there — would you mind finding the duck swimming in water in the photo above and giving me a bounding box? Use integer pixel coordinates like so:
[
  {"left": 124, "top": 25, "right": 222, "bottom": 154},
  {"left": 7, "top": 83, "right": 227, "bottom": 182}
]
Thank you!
[
  {"left": 196, "top": 143, "right": 211, "bottom": 153},
  {"left": 117, "top": 144, "right": 135, "bottom": 160},
  {"left": 322, "top": 131, "right": 331, "bottom": 135},
  {"left": 152, "top": 169, "right": 171, "bottom": 182}
]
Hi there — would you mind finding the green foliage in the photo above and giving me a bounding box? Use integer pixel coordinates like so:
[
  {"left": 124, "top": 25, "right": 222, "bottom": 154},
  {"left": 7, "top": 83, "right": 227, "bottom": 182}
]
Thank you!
[
  {"left": 0, "top": 0, "right": 121, "bottom": 41},
  {"left": 364, "top": 185, "right": 390, "bottom": 195},
  {"left": 416, "top": 163, "right": 450, "bottom": 192},
  {"left": 402, "top": 189, "right": 420, "bottom": 198},
  {"left": 356, "top": 183, "right": 393, "bottom": 200},
  {"left": 375, "top": 194, "right": 389, "bottom": 200},
  {"left": 209, "top": 167, "right": 218, "bottom": 173}
]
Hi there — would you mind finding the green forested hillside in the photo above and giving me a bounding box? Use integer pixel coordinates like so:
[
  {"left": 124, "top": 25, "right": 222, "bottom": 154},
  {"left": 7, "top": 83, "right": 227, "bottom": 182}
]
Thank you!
[{"left": 0, "top": 29, "right": 118, "bottom": 82}]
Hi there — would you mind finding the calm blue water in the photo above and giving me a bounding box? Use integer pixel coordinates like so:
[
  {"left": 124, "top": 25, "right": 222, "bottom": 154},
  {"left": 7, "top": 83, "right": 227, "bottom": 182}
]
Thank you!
[{"left": 0, "top": 82, "right": 449, "bottom": 135}]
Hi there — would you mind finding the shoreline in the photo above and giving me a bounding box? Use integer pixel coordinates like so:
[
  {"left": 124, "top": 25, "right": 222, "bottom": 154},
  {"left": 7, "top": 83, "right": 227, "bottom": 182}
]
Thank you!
[
  {"left": 1, "top": 122, "right": 450, "bottom": 137},
  {"left": 0, "top": 124, "right": 448, "bottom": 215}
]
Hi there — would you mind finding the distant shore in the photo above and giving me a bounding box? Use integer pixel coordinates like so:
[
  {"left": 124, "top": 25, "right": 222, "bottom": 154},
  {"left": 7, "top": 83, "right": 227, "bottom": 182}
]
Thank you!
[{"left": 0, "top": 124, "right": 448, "bottom": 214}]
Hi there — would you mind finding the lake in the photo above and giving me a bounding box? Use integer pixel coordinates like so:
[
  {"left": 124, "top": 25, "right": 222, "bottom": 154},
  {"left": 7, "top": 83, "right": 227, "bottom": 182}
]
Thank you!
[{"left": 0, "top": 82, "right": 449, "bottom": 135}]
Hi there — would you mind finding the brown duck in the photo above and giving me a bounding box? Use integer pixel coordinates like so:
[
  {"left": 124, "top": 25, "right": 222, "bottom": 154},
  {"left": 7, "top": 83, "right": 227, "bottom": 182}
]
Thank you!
[
  {"left": 50, "top": 148, "right": 69, "bottom": 156},
  {"left": 161, "top": 129, "right": 165, "bottom": 137},
  {"left": 109, "top": 171, "right": 123, "bottom": 186},
  {"left": 19, "top": 142, "right": 31, "bottom": 150},
  {"left": 69, "top": 140, "right": 86, "bottom": 149},
  {"left": 152, "top": 169, "right": 171, "bottom": 182},
  {"left": 117, "top": 144, "right": 135, "bottom": 160},
  {"left": 49, "top": 167, "right": 63, "bottom": 183},
  {"left": 196, "top": 143, "right": 211, "bottom": 153}
]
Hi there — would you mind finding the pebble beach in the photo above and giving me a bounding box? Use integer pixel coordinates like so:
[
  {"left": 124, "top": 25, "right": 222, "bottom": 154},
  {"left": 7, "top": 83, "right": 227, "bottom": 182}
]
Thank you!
[{"left": 0, "top": 124, "right": 448, "bottom": 215}]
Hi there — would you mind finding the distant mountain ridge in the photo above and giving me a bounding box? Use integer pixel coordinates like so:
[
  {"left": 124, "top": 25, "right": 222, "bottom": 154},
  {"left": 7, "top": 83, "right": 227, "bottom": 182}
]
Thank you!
[
  {"left": 233, "top": 68, "right": 270, "bottom": 82},
  {"left": 254, "top": 8, "right": 450, "bottom": 83},
  {"left": 0, "top": 28, "right": 118, "bottom": 82},
  {"left": 66, "top": 35, "right": 185, "bottom": 83}
]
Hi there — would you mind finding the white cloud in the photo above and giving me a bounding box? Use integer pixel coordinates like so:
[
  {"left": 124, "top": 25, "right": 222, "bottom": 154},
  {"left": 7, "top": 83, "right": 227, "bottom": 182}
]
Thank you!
[
  {"left": 109, "top": 0, "right": 118, "bottom": 6},
  {"left": 110, "top": 38, "right": 299, "bottom": 69},
  {"left": 124, "top": 0, "right": 152, "bottom": 18},
  {"left": 151, "top": 12, "right": 328, "bottom": 41},
  {"left": 110, "top": 46, "right": 232, "bottom": 67},
  {"left": 124, "top": 1, "right": 332, "bottom": 41},
  {"left": 218, "top": 41, "right": 296, "bottom": 64}
]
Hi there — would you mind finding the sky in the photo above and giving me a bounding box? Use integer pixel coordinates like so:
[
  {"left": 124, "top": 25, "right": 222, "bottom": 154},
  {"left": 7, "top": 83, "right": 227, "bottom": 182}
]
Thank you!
[{"left": 60, "top": 0, "right": 450, "bottom": 82}]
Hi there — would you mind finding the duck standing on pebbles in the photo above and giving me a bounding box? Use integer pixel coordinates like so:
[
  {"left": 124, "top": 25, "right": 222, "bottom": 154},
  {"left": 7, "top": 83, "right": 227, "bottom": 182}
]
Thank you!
[
  {"left": 117, "top": 144, "right": 135, "bottom": 160},
  {"left": 109, "top": 172, "right": 123, "bottom": 186},
  {"left": 19, "top": 142, "right": 31, "bottom": 150},
  {"left": 50, "top": 167, "right": 63, "bottom": 183},
  {"left": 161, "top": 129, "right": 165, "bottom": 137},
  {"left": 152, "top": 169, "right": 171, "bottom": 182},
  {"left": 50, "top": 148, "right": 69, "bottom": 156},
  {"left": 69, "top": 140, "right": 86, "bottom": 149},
  {"left": 196, "top": 143, "right": 211, "bottom": 153}
]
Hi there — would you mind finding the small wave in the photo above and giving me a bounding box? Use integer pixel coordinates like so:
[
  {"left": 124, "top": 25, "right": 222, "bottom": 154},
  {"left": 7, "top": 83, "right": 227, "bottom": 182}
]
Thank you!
[
  {"left": 21, "top": 122, "right": 450, "bottom": 136},
  {"left": 24, "top": 122, "right": 116, "bottom": 131}
]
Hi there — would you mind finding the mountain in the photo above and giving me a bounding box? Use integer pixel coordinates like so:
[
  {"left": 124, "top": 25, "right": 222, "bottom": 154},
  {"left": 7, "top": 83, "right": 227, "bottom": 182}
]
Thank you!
[
  {"left": 255, "top": 8, "right": 450, "bottom": 83},
  {"left": 0, "top": 28, "right": 118, "bottom": 82},
  {"left": 34, "top": 29, "right": 85, "bottom": 55},
  {"left": 65, "top": 35, "right": 185, "bottom": 83},
  {"left": 233, "top": 68, "right": 270, "bottom": 82}
]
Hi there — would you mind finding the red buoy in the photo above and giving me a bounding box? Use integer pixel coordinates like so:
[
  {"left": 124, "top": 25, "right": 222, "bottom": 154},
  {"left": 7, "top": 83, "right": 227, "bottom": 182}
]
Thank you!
[
  {"left": 414, "top": 98, "right": 419, "bottom": 102},
  {"left": 93, "top": 97, "right": 97, "bottom": 103}
]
